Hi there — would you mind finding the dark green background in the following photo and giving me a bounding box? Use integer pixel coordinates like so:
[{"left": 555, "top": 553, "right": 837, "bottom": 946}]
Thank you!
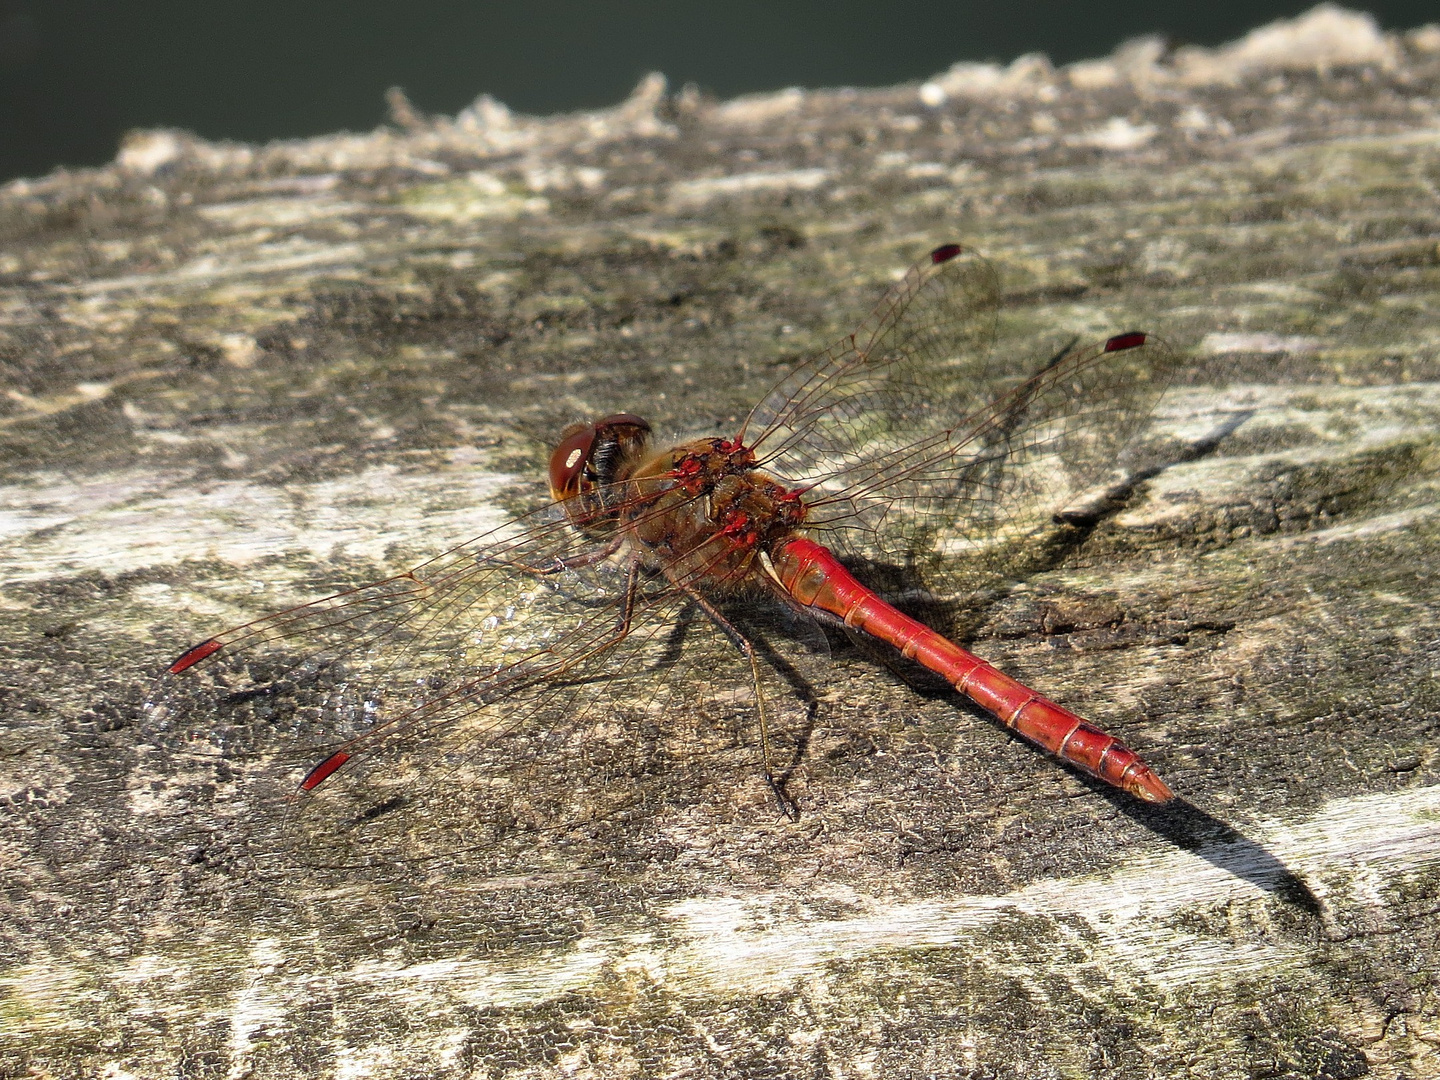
[{"left": 0, "top": 1, "right": 1432, "bottom": 182}]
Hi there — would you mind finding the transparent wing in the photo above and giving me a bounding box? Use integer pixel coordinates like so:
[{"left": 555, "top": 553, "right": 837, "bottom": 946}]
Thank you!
[
  {"left": 738, "top": 245, "right": 1183, "bottom": 595},
  {"left": 741, "top": 244, "right": 1002, "bottom": 491},
  {"left": 277, "top": 592, "right": 827, "bottom": 869},
  {"left": 797, "top": 333, "right": 1185, "bottom": 593},
  {"left": 144, "top": 491, "right": 670, "bottom": 790}
]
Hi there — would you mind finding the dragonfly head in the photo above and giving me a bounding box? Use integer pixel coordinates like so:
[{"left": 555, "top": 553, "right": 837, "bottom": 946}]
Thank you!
[{"left": 548, "top": 412, "right": 653, "bottom": 504}]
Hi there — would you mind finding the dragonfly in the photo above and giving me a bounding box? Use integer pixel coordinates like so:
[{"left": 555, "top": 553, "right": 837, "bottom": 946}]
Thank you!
[{"left": 147, "top": 243, "right": 1185, "bottom": 826}]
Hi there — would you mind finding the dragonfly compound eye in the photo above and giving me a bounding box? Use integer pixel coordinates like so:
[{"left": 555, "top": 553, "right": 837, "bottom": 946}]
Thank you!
[
  {"left": 549, "top": 421, "right": 598, "bottom": 501},
  {"left": 548, "top": 414, "right": 653, "bottom": 503}
]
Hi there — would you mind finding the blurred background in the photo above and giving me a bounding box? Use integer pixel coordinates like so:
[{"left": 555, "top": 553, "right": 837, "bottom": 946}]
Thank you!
[{"left": 0, "top": 0, "right": 1433, "bottom": 183}]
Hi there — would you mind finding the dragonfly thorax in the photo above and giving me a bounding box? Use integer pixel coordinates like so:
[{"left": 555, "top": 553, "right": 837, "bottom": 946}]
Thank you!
[{"left": 623, "top": 438, "right": 807, "bottom": 588}]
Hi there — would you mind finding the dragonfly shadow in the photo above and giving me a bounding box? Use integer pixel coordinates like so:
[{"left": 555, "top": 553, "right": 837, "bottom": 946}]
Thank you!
[
  {"left": 1097, "top": 784, "right": 1322, "bottom": 916},
  {"left": 346, "top": 794, "right": 410, "bottom": 828},
  {"left": 998, "top": 407, "right": 1258, "bottom": 614},
  {"left": 822, "top": 405, "right": 1319, "bottom": 911},
  {"left": 1008, "top": 408, "right": 1321, "bottom": 911},
  {"left": 618, "top": 598, "right": 824, "bottom": 817},
  {"left": 874, "top": 676, "right": 1320, "bottom": 916},
  {"left": 707, "top": 600, "right": 827, "bottom": 814}
]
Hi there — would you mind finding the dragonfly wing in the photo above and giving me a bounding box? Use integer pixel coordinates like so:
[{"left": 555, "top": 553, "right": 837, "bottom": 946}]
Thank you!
[
  {"left": 800, "top": 332, "right": 1187, "bottom": 599},
  {"left": 141, "top": 486, "right": 830, "bottom": 863},
  {"left": 741, "top": 243, "right": 1002, "bottom": 489},
  {"left": 145, "top": 499, "right": 654, "bottom": 788},
  {"left": 739, "top": 243, "right": 1185, "bottom": 600}
]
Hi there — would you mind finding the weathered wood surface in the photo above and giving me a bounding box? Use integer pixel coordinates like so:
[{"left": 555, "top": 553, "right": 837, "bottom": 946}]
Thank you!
[{"left": 2, "top": 7, "right": 1439, "bottom": 1077}]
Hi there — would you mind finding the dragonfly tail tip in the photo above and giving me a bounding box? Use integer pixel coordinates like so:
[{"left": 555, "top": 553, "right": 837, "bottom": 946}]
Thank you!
[{"left": 1131, "top": 771, "right": 1176, "bottom": 804}]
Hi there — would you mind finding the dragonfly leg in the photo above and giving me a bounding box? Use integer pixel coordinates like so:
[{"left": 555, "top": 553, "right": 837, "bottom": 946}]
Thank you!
[
  {"left": 673, "top": 582, "right": 799, "bottom": 821},
  {"left": 484, "top": 533, "right": 626, "bottom": 578},
  {"left": 539, "top": 557, "right": 643, "bottom": 676}
]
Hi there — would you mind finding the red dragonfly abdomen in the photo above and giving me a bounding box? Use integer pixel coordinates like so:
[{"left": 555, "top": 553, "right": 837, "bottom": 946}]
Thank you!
[{"left": 769, "top": 537, "right": 1175, "bottom": 804}]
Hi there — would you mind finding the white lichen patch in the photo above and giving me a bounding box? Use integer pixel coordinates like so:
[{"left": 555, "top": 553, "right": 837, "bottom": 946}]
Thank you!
[
  {"left": 344, "top": 946, "right": 611, "bottom": 1010},
  {"left": 70, "top": 238, "right": 368, "bottom": 299},
  {"left": 1065, "top": 117, "right": 1160, "bottom": 152},
  {"left": 1123, "top": 381, "right": 1440, "bottom": 530},
  {"left": 223, "top": 938, "right": 289, "bottom": 1080},
  {"left": 934, "top": 4, "right": 1408, "bottom": 104},
  {"left": 0, "top": 464, "right": 513, "bottom": 587},
  {"left": 1200, "top": 332, "right": 1323, "bottom": 356},
  {"left": 194, "top": 197, "right": 368, "bottom": 230},
  {"left": 1276, "top": 502, "right": 1440, "bottom": 548},
  {"left": 396, "top": 173, "right": 549, "bottom": 222},
  {"left": 669, "top": 169, "right": 830, "bottom": 207},
  {"left": 710, "top": 87, "right": 808, "bottom": 128},
  {"left": 1172, "top": 4, "right": 1401, "bottom": 84},
  {"left": 655, "top": 782, "right": 1438, "bottom": 995},
  {"left": 0, "top": 960, "right": 102, "bottom": 1036},
  {"left": 919, "top": 54, "right": 1057, "bottom": 107}
]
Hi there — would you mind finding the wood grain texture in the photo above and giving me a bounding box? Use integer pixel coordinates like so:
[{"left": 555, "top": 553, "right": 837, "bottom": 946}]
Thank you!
[{"left": 2, "top": 9, "right": 1438, "bottom": 1077}]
